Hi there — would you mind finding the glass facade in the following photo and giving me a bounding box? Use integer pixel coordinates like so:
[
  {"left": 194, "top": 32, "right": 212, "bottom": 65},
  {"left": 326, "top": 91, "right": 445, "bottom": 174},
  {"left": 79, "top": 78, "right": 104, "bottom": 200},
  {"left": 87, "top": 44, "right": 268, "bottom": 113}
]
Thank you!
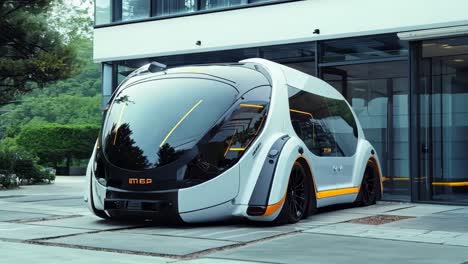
[
  {"left": 415, "top": 36, "right": 468, "bottom": 203},
  {"left": 122, "top": 0, "right": 150, "bottom": 21},
  {"left": 101, "top": 33, "right": 468, "bottom": 204},
  {"left": 320, "top": 35, "right": 408, "bottom": 64},
  {"left": 322, "top": 61, "right": 410, "bottom": 201},
  {"left": 154, "top": 0, "right": 196, "bottom": 16},
  {"left": 95, "top": 0, "right": 112, "bottom": 25},
  {"left": 200, "top": 0, "right": 242, "bottom": 10},
  {"left": 320, "top": 35, "right": 410, "bottom": 201},
  {"left": 95, "top": 0, "right": 291, "bottom": 25}
]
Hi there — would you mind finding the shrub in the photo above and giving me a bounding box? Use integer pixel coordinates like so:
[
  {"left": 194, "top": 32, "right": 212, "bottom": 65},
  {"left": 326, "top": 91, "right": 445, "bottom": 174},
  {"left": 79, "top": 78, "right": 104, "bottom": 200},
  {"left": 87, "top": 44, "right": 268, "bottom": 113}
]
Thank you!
[
  {"left": 0, "top": 139, "right": 53, "bottom": 187},
  {"left": 17, "top": 123, "right": 99, "bottom": 168},
  {"left": 0, "top": 170, "right": 18, "bottom": 189},
  {"left": 0, "top": 148, "right": 18, "bottom": 188}
]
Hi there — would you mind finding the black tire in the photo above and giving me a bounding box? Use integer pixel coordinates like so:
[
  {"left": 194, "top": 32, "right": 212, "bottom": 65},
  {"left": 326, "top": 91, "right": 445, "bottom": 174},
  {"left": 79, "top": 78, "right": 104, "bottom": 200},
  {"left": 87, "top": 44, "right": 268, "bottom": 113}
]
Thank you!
[
  {"left": 274, "top": 162, "right": 311, "bottom": 224},
  {"left": 355, "top": 165, "right": 379, "bottom": 207},
  {"left": 89, "top": 178, "right": 110, "bottom": 219}
]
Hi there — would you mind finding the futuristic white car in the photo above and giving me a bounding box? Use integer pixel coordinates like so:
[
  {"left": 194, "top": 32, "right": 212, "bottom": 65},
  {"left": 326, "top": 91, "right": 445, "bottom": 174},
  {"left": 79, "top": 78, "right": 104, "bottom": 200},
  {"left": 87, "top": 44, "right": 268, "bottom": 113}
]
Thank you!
[{"left": 84, "top": 58, "right": 383, "bottom": 224}]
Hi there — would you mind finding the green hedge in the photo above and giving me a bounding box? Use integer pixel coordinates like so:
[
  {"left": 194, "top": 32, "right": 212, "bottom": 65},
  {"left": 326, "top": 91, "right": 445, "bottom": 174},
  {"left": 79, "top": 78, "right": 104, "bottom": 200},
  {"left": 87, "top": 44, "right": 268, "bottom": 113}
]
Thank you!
[{"left": 17, "top": 123, "right": 99, "bottom": 167}]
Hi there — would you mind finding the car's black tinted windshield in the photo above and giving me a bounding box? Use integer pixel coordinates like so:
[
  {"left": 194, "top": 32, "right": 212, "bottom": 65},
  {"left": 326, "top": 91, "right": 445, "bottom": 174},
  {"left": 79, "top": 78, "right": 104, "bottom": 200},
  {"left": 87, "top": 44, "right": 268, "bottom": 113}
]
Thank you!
[{"left": 102, "top": 78, "right": 238, "bottom": 171}]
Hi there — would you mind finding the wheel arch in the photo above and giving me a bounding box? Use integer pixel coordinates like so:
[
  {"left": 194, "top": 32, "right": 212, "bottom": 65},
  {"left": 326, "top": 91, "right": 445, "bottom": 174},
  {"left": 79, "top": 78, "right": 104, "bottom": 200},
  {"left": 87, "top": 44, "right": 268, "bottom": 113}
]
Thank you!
[{"left": 367, "top": 155, "right": 384, "bottom": 199}]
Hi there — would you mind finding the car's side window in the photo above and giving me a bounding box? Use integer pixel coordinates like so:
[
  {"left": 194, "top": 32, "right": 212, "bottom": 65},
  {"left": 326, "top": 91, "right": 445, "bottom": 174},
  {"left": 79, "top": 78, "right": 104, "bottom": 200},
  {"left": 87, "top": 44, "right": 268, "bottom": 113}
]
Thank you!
[
  {"left": 324, "top": 97, "right": 358, "bottom": 157},
  {"left": 288, "top": 86, "right": 338, "bottom": 157}
]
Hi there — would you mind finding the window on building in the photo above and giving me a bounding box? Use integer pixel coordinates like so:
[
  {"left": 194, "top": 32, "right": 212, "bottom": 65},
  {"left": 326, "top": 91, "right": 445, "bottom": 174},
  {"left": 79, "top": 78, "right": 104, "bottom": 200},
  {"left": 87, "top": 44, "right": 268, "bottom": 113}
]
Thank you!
[
  {"left": 95, "top": 0, "right": 112, "bottom": 25},
  {"left": 416, "top": 36, "right": 468, "bottom": 203},
  {"left": 154, "top": 0, "right": 196, "bottom": 16},
  {"left": 320, "top": 35, "right": 408, "bottom": 64},
  {"left": 151, "top": 48, "right": 258, "bottom": 67},
  {"left": 260, "top": 42, "right": 316, "bottom": 76},
  {"left": 288, "top": 86, "right": 338, "bottom": 156},
  {"left": 122, "top": 0, "right": 150, "bottom": 21},
  {"left": 200, "top": 0, "right": 243, "bottom": 10}
]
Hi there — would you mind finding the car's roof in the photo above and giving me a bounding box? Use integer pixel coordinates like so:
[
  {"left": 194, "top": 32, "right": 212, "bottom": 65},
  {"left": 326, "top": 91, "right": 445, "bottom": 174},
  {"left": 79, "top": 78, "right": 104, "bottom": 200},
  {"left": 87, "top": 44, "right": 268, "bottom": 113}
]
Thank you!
[{"left": 119, "top": 63, "right": 271, "bottom": 95}]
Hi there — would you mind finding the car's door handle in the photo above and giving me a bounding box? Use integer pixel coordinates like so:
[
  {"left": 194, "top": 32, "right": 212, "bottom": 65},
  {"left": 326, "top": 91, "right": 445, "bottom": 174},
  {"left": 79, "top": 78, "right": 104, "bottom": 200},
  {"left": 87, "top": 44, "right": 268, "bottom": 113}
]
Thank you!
[{"left": 332, "top": 166, "right": 338, "bottom": 173}]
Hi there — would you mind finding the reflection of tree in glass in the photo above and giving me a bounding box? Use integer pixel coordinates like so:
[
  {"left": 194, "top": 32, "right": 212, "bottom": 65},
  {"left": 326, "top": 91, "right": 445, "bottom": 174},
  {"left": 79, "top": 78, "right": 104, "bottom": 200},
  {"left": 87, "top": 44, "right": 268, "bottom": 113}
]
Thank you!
[
  {"left": 325, "top": 99, "right": 355, "bottom": 131},
  {"left": 106, "top": 123, "right": 149, "bottom": 170},
  {"left": 114, "top": 95, "right": 135, "bottom": 105},
  {"left": 157, "top": 143, "right": 184, "bottom": 167}
]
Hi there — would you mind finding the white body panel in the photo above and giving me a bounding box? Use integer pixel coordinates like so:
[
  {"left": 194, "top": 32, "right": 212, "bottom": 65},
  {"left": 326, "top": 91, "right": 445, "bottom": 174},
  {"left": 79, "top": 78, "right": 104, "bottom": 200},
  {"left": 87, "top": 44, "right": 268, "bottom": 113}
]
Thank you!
[
  {"left": 94, "top": 0, "right": 468, "bottom": 62},
  {"left": 85, "top": 59, "right": 382, "bottom": 223}
]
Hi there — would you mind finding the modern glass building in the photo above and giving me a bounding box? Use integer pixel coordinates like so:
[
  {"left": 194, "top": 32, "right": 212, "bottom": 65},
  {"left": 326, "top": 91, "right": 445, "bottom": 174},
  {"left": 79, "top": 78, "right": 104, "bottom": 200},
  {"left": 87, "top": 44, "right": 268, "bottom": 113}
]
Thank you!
[{"left": 93, "top": 0, "right": 468, "bottom": 204}]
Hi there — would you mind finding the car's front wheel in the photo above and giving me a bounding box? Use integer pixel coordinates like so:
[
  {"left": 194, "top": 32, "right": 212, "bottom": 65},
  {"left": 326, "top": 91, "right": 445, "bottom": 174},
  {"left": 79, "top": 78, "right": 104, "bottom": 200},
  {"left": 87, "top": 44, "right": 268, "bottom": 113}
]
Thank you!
[{"left": 274, "top": 162, "right": 311, "bottom": 224}]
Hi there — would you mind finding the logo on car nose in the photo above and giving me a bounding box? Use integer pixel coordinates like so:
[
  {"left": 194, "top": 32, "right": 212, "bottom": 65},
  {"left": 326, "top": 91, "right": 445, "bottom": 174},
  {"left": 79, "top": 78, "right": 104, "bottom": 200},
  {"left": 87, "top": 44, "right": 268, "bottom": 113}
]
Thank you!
[{"left": 128, "top": 178, "right": 152, "bottom": 184}]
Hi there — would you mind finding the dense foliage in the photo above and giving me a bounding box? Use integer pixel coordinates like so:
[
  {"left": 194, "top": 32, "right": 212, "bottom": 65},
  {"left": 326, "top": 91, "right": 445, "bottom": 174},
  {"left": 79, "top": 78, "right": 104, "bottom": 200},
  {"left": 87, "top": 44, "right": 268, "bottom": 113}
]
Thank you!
[
  {"left": 0, "top": 0, "right": 85, "bottom": 104},
  {"left": 0, "top": 139, "right": 55, "bottom": 188},
  {"left": 0, "top": 1, "right": 101, "bottom": 182},
  {"left": 17, "top": 124, "right": 100, "bottom": 167},
  {"left": 0, "top": 38, "right": 102, "bottom": 138}
]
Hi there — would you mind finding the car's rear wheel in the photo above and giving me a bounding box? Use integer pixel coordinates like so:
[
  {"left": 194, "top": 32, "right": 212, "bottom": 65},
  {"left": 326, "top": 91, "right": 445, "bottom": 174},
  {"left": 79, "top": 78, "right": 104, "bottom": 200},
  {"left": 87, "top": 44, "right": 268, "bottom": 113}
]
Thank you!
[
  {"left": 355, "top": 165, "right": 379, "bottom": 206},
  {"left": 275, "top": 162, "right": 311, "bottom": 224}
]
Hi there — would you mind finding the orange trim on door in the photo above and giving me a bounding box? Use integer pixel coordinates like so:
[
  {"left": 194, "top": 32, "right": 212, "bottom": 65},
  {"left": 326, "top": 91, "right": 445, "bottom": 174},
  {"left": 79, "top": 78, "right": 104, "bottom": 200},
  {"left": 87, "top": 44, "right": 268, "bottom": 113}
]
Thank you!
[{"left": 316, "top": 187, "right": 360, "bottom": 199}]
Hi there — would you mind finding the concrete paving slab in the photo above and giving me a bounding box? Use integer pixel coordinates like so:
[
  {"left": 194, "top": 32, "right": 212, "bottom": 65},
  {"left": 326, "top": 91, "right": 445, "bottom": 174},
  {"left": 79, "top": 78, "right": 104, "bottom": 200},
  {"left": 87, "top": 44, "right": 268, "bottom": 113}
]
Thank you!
[
  {"left": 338, "top": 202, "right": 414, "bottom": 214},
  {"left": 177, "top": 258, "right": 269, "bottom": 264},
  {"left": 380, "top": 204, "right": 464, "bottom": 217},
  {"left": 0, "top": 241, "right": 171, "bottom": 264},
  {"left": 384, "top": 215, "right": 468, "bottom": 233},
  {"left": 0, "top": 222, "right": 88, "bottom": 240},
  {"left": 303, "top": 222, "right": 468, "bottom": 246},
  {"left": 25, "top": 198, "right": 85, "bottom": 208},
  {"left": 122, "top": 225, "right": 299, "bottom": 243},
  {"left": 437, "top": 208, "right": 468, "bottom": 216},
  {"left": 0, "top": 209, "right": 55, "bottom": 222},
  {"left": 300, "top": 212, "right": 371, "bottom": 225},
  {"left": 303, "top": 223, "right": 370, "bottom": 236},
  {"left": 43, "top": 231, "right": 239, "bottom": 256},
  {"left": 0, "top": 202, "right": 90, "bottom": 215},
  {"left": 27, "top": 215, "right": 140, "bottom": 231},
  {"left": 0, "top": 194, "right": 81, "bottom": 202},
  {"left": 445, "top": 234, "right": 468, "bottom": 247},
  {"left": 209, "top": 233, "right": 468, "bottom": 264}
]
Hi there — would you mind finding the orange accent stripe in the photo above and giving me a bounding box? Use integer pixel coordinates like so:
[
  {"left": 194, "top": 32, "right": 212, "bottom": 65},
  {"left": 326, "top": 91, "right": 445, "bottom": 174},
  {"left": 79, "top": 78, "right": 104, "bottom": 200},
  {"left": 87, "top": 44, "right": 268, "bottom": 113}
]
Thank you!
[
  {"left": 383, "top": 177, "right": 410, "bottom": 182},
  {"left": 382, "top": 177, "right": 468, "bottom": 187},
  {"left": 229, "top": 147, "right": 246, "bottom": 151},
  {"left": 240, "top": 103, "right": 264, "bottom": 109},
  {"left": 316, "top": 187, "right": 360, "bottom": 199},
  {"left": 159, "top": 99, "right": 203, "bottom": 147},
  {"left": 290, "top": 109, "right": 313, "bottom": 118},
  {"left": 432, "top": 181, "right": 468, "bottom": 187},
  {"left": 224, "top": 129, "right": 237, "bottom": 157},
  {"left": 263, "top": 192, "right": 287, "bottom": 216}
]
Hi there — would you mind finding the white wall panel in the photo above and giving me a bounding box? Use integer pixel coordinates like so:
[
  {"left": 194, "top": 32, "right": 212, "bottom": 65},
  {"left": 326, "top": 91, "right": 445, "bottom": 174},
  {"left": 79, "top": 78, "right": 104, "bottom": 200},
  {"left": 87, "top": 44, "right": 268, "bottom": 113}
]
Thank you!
[{"left": 94, "top": 0, "right": 468, "bottom": 62}]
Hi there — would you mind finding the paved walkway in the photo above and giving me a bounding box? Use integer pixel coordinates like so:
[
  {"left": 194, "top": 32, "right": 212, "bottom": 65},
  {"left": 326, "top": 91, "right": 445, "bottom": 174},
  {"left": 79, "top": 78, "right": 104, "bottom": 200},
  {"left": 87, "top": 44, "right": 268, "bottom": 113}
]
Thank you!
[{"left": 1, "top": 177, "right": 468, "bottom": 264}]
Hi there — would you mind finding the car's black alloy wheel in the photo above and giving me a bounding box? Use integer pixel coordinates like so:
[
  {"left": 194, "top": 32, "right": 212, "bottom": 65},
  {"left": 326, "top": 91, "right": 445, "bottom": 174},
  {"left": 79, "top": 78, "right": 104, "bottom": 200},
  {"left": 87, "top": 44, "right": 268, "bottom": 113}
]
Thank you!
[
  {"left": 275, "top": 162, "right": 311, "bottom": 224},
  {"left": 356, "top": 166, "right": 378, "bottom": 206}
]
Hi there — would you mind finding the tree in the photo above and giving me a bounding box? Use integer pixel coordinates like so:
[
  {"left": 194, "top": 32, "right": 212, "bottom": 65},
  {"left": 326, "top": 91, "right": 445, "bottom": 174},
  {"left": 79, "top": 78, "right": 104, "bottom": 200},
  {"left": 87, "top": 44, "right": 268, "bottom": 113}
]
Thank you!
[
  {"left": 0, "top": 94, "right": 102, "bottom": 138},
  {"left": 0, "top": 37, "right": 102, "bottom": 139},
  {"left": 0, "top": 0, "right": 82, "bottom": 105}
]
